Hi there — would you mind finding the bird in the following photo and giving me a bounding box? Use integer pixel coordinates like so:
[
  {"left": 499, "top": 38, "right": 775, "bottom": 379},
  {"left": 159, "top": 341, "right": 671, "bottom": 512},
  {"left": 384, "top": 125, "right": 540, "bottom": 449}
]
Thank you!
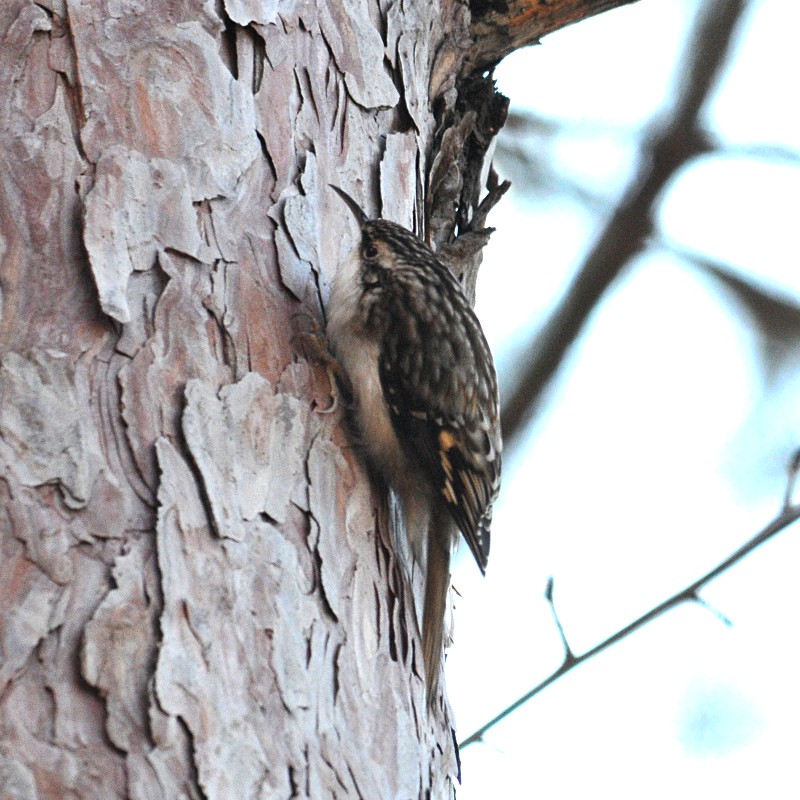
[{"left": 325, "top": 185, "right": 502, "bottom": 707}]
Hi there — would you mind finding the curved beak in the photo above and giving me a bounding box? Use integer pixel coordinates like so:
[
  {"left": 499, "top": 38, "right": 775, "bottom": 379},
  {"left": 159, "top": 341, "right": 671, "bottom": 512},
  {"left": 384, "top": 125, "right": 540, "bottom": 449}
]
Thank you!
[{"left": 329, "top": 185, "right": 369, "bottom": 227}]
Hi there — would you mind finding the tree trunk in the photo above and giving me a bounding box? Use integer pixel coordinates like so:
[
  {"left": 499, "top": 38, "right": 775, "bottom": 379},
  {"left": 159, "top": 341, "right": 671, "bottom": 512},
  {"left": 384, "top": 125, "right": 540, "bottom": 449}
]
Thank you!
[{"left": 0, "top": 1, "right": 629, "bottom": 797}]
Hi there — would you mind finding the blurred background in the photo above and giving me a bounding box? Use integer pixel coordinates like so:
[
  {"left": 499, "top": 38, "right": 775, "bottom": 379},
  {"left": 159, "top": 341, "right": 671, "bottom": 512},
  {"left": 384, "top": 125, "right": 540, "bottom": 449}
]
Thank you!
[{"left": 447, "top": 0, "right": 800, "bottom": 796}]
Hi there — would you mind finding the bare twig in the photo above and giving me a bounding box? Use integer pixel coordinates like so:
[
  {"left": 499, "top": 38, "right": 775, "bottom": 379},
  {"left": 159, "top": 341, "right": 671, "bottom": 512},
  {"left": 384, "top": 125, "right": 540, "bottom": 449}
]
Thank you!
[
  {"left": 459, "top": 457, "right": 800, "bottom": 749},
  {"left": 717, "top": 142, "right": 800, "bottom": 165},
  {"left": 543, "top": 576, "right": 576, "bottom": 662},
  {"left": 656, "top": 238, "right": 800, "bottom": 381},
  {"left": 784, "top": 449, "right": 800, "bottom": 510},
  {"left": 501, "top": 0, "right": 750, "bottom": 449}
]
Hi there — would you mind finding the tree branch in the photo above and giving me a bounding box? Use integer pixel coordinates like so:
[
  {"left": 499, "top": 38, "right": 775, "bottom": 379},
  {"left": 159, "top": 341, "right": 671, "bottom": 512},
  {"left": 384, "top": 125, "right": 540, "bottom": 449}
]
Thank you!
[
  {"left": 469, "top": 0, "right": 644, "bottom": 71},
  {"left": 460, "top": 480, "right": 800, "bottom": 749},
  {"left": 500, "top": 0, "right": 750, "bottom": 449}
]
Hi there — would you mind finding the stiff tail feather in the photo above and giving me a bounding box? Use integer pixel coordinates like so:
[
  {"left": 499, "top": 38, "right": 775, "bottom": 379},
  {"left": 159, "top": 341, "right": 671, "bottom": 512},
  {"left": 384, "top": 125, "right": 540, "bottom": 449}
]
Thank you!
[{"left": 422, "top": 507, "right": 453, "bottom": 709}]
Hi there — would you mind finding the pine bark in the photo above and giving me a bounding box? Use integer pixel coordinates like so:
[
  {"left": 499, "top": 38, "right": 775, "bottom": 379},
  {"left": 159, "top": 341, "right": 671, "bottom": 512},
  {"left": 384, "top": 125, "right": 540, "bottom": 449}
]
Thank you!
[{"left": 0, "top": 1, "right": 626, "bottom": 797}]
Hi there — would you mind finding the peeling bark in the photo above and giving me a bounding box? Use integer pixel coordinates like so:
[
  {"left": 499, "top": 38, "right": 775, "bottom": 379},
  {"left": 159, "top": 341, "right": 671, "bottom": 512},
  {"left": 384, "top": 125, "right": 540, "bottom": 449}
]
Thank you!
[{"left": 0, "top": 0, "right": 622, "bottom": 796}]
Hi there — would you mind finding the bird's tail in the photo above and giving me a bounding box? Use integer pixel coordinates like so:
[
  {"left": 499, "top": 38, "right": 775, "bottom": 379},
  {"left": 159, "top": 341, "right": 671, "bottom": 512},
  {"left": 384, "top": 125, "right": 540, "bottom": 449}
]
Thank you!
[{"left": 422, "top": 505, "right": 453, "bottom": 709}]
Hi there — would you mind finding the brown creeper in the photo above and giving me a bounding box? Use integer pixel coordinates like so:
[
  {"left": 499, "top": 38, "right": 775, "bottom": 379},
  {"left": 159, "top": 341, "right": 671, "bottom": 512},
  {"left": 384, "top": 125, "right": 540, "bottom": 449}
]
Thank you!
[{"left": 327, "top": 186, "right": 502, "bottom": 707}]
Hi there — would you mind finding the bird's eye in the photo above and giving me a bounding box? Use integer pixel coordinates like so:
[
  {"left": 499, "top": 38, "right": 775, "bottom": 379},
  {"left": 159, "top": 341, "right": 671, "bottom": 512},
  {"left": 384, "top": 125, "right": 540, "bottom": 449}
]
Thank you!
[{"left": 364, "top": 244, "right": 379, "bottom": 260}]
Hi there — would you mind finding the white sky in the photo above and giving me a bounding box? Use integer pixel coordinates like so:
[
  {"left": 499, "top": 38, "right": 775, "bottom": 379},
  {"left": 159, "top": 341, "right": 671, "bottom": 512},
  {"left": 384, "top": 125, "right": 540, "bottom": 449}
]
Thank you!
[{"left": 448, "top": 1, "right": 800, "bottom": 797}]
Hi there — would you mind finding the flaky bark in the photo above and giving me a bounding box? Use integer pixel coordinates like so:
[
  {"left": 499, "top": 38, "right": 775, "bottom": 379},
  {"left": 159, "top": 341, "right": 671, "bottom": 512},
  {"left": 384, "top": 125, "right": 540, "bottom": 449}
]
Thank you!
[{"left": 0, "top": 1, "right": 627, "bottom": 797}]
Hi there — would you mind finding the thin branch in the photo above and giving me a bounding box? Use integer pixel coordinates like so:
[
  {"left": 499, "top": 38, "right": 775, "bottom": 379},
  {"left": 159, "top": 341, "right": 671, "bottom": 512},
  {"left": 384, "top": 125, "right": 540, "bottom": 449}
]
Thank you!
[
  {"left": 717, "top": 142, "right": 800, "bottom": 165},
  {"left": 501, "top": 0, "right": 750, "bottom": 449},
  {"left": 657, "top": 238, "right": 800, "bottom": 382},
  {"left": 543, "top": 576, "right": 576, "bottom": 662},
  {"left": 784, "top": 449, "right": 800, "bottom": 510},
  {"left": 459, "top": 496, "right": 800, "bottom": 749},
  {"left": 659, "top": 237, "right": 800, "bottom": 322}
]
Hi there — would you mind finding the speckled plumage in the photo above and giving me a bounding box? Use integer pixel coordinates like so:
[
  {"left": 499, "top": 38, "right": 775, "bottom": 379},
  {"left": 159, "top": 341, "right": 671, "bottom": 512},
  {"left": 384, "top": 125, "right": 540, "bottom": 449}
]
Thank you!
[{"left": 327, "top": 191, "right": 502, "bottom": 707}]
